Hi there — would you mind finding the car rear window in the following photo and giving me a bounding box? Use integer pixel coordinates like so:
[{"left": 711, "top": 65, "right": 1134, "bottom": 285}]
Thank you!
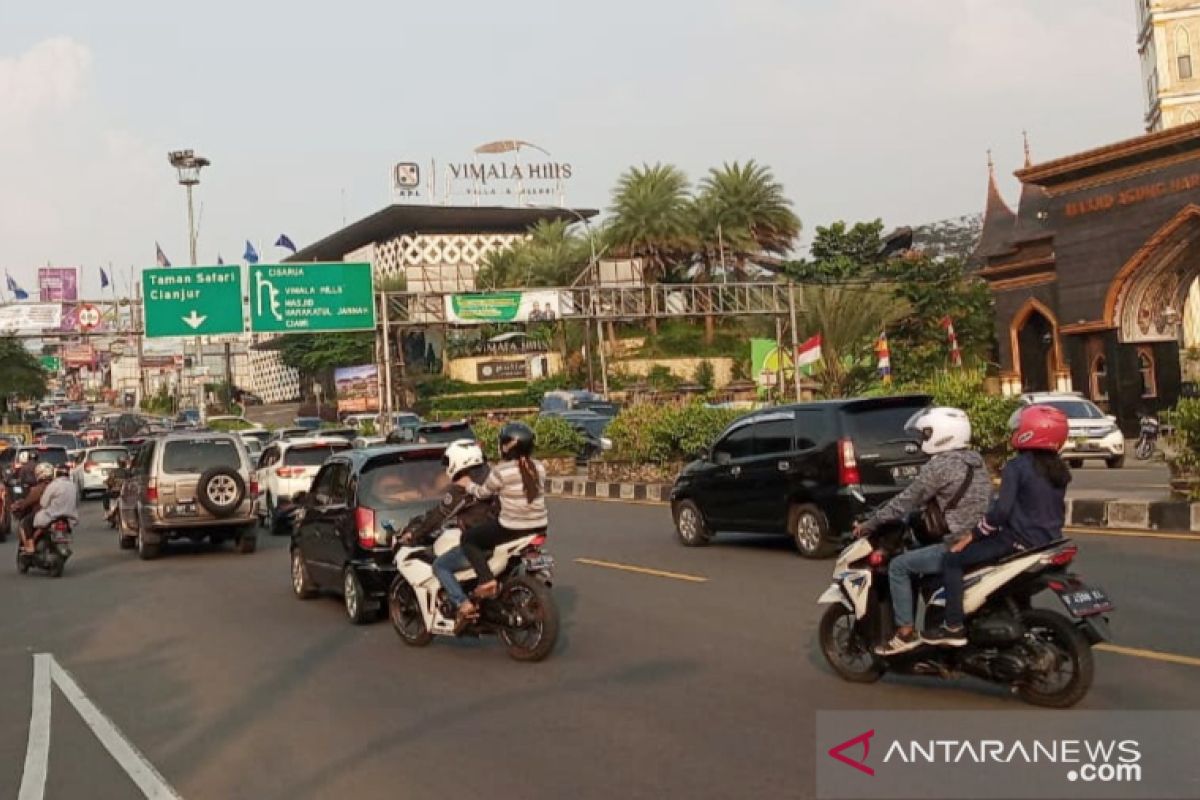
[
  {"left": 89, "top": 449, "right": 125, "bottom": 464},
  {"left": 27, "top": 448, "right": 68, "bottom": 466},
  {"left": 844, "top": 402, "right": 930, "bottom": 444},
  {"left": 417, "top": 423, "right": 475, "bottom": 444},
  {"left": 284, "top": 443, "right": 350, "bottom": 466},
  {"left": 163, "top": 439, "right": 243, "bottom": 474},
  {"left": 358, "top": 459, "right": 451, "bottom": 507},
  {"left": 1040, "top": 400, "right": 1104, "bottom": 420},
  {"left": 45, "top": 434, "right": 83, "bottom": 448}
]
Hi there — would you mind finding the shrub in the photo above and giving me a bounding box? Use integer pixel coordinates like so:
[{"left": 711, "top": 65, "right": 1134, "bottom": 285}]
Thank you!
[
  {"left": 1165, "top": 397, "right": 1200, "bottom": 476},
  {"left": 694, "top": 360, "right": 715, "bottom": 392},
  {"left": 470, "top": 415, "right": 584, "bottom": 461},
  {"left": 605, "top": 402, "right": 742, "bottom": 464},
  {"left": 646, "top": 365, "right": 681, "bottom": 391}
]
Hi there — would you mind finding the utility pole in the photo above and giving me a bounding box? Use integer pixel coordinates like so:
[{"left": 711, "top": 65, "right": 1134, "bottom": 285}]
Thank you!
[{"left": 168, "top": 149, "right": 211, "bottom": 423}]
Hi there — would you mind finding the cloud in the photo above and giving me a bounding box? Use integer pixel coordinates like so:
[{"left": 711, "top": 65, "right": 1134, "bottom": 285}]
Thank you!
[{"left": 0, "top": 37, "right": 91, "bottom": 134}]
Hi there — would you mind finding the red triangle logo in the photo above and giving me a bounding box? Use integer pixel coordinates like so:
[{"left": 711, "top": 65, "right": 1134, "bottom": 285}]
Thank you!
[{"left": 828, "top": 729, "right": 875, "bottom": 776}]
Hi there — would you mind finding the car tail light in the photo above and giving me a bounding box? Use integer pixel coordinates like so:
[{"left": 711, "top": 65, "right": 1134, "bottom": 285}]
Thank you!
[
  {"left": 355, "top": 506, "right": 376, "bottom": 548},
  {"left": 275, "top": 466, "right": 305, "bottom": 478},
  {"left": 146, "top": 479, "right": 158, "bottom": 502},
  {"left": 250, "top": 479, "right": 259, "bottom": 497},
  {"left": 1048, "top": 545, "right": 1078, "bottom": 566},
  {"left": 838, "top": 438, "right": 861, "bottom": 486},
  {"left": 83, "top": 460, "right": 97, "bottom": 473},
  {"left": 868, "top": 549, "right": 887, "bottom": 567}
]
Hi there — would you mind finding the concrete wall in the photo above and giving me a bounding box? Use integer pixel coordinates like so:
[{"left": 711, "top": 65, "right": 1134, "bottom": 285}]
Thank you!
[
  {"left": 447, "top": 352, "right": 563, "bottom": 384},
  {"left": 613, "top": 357, "right": 734, "bottom": 387}
]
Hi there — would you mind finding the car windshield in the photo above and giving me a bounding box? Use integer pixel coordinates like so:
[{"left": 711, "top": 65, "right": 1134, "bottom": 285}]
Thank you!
[
  {"left": 285, "top": 443, "right": 351, "bottom": 466},
  {"left": 89, "top": 449, "right": 126, "bottom": 465},
  {"left": 163, "top": 439, "right": 242, "bottom": 474},
  {"left": 1041, "top": 400, "right": 1105, "bottom": 420},
  {"left": 45, "top": 434, "right": 83, "bottom": 449},
  {"left": 358, "top": 459, "right": 450, "bottom": 507},
  {"left": 417, "top": 424, "right": 475, "bottom": 444}
]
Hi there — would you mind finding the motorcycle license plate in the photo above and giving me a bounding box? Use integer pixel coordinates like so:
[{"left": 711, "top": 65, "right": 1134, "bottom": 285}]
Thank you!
[
  {"left": 1056, "top": 583, "right": 1113, "bottom": 617},
  {"left": 891, "top": 465, "right": 920, "bottom": 480},
  {"left": 524, "top": 554, "right": 555, "bottom": 573}
]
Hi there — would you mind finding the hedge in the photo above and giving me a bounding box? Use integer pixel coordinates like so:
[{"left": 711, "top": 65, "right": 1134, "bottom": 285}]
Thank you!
[{"left": 605, "top": 402, "right": 742, "bottom": 465}]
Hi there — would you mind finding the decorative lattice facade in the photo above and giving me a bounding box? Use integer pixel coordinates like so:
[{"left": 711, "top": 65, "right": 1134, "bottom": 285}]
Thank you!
[{"left": 371, "top": 232, "right": 527, "bottom": 293}]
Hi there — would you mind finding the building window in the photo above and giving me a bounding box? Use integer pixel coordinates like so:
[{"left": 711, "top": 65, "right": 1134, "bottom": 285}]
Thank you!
[
  {"left": 1091, "top": 355, "right": 1108, "bottom": 402},
  {"left": 1179, "top": 27, "right": 1194, "bottom": 79},
  {"left": 1137, "top": 348, "right": 1157, "bottom": 399}
]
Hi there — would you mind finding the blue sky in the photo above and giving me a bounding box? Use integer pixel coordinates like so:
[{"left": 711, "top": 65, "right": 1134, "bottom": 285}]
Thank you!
[{"left": 0, "top": 0, "right": 1141, "bottom": 296}]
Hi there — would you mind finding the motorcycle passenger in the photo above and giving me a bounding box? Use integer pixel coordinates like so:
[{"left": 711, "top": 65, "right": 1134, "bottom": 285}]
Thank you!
[
  {"left": 13, "top": 462, "right": 54, "bottom": 554},
  {"left": 16, "top": 449, "right": 39, "bottom": 487},
  {"left": 853, "top": 407, "right": 992, "bottom": 655},
  {"left": 398, "top": 440, "right": 499, "bottom": 627},
  {"left": 935, "top": 405, "right": 1070, "bottom": 644},
  {"left": 458, "top": 422, "right": 547, "bottom": 607}
]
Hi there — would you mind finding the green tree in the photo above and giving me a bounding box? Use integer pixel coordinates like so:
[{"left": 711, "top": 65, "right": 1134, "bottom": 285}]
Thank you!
[
  {"left": 697, "top": 160, "right": 801, "bottom": 277},
  {"left": 0, "top": 337, "right": 47, "bottom": 413},
  {"left": 475, "top": 219, "right": 591, "bottom": 289},
  {"left": 275, "top": 332, "right": 377, "bottom": 399},
  {"left": 796, "top": 284, "right": 909, "bottom": 398},
  {"left": 783, "top": 219, "right": 885, "bottom": 282}
]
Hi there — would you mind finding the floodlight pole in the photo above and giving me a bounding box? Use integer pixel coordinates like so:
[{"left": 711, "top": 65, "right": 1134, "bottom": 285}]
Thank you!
[{"left": 169, "top": 149, "right": 210, "bottom": 423}]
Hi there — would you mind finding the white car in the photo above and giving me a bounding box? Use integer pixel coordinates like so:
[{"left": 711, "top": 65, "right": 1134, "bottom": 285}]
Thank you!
[
  {"left": 71, "top": 446, "right": 128, "bottom": 498},
  {"left": 253, "top": 437, "right": 353, "bottom": 522},
  {"left": 1016, "top": 392, "right": 1125, "bottom": 468}
]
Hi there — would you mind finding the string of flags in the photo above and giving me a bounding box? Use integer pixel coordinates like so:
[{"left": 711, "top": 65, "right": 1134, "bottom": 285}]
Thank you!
[
  {"left": 875, "top": 331, "right": 891, "bottom": 383},
  {"left": 941, "top": 316, "right": 963, "bottom": 367}
]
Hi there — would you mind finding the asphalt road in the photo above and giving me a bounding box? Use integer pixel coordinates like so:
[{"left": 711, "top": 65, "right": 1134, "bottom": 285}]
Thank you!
[
  {"left": 1, "top": 498, "right": 1197, "bottom": 800},
  {"left": 1065, "top": 456, "right": 1172, "bottom": 501}
]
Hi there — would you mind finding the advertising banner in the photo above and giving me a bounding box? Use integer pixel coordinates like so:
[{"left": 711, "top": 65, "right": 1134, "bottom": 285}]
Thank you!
[
  {"left": 63, "top": 344, "right": 96, "bottom": 368},
  {"left": 38, "top": 267, "right": 78, "bottom": 302},
  {"left": 0, "top": 303, "right": 63, "bottom": 331},
  {"left": 750, "top": 338, "right": 793, "bottom": 389},
  {"left": 445, "top": 290, "right": 564, "bottom": 324},
  {"left": 475, "top": 360, "right": 528, "bottom": 382},
  {"left": 334, "top": 364, "right": 380, "bottom": 413}
]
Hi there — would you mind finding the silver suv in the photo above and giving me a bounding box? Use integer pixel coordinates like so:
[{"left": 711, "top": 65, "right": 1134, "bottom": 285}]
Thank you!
[{"left": 117, "top": 432, "right": 258, "bottom": 560}]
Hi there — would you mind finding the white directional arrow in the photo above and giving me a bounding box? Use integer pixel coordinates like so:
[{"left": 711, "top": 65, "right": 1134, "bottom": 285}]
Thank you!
[{"left": 181, "top": 310, "right": 207, "bottom": 330}]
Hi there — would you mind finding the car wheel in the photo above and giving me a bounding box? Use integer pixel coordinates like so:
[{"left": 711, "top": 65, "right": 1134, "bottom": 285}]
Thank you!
[
  {"left": 343, "top": 567, "right": 372, "bottom": 625},
  {"left": 1105, "top": 454, "right": 1125, "bottom": 469},
  {"left": 1067, "top": 459, "right": 1084, "bottom": 469},
  {"left": 136, "top": 520, "right": 160, "bottom": 561},
  {"left": 673, "top": 499, "right": 712, "bottom": 547},
  {"left": 291, "top": 548, "right": 317, "bottom": 599},
  {"left": 790, "top": 504, "right": 837, "bottom": 559}
]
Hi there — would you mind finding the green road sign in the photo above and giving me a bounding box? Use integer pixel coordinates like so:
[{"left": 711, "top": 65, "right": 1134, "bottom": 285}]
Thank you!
[
  {"left": 143, "top": 266, "right": 245, "bottom": 338},
  {"left": 40, "top": 356, "right": 61, "bottom": 372},
  {"left": 248, "top": 262, "right": 375, "bottom": 333}
]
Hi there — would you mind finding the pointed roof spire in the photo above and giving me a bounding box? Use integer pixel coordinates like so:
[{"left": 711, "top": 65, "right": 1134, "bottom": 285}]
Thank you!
[
  {"left": 970, "top": 149, "right": 1017, "bottom": 270},
  {"left": 1022, "top": 130, "right": 1032, "bottom": 168}
]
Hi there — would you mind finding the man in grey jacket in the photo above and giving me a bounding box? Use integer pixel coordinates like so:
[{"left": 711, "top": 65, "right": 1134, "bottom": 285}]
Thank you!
[
  {"left": 854, "top": 407, "right": 992, "bottom": 655},
  {"left": 34, "top": 469, "right": 80, "bottom": 531}
]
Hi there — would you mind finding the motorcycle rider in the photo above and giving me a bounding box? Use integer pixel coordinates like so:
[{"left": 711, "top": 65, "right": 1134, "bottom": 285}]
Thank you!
[
  {"left": 16, "top": 449, "right": 39, "bottom": 487},
  {"left": 853, "top": 407, "right": 992, "bottom": 655},
  {"left": 34, "top": 464, "right": 79, "bottom": 535},
  {"left": 937, "top": 405, "right": 1071, "bottom": 644},
  {"left": 458, "top": 422, "right": 547, "bottom": 608},
  {"left": 13, "top": 462, "right": 54, "bottom": 554},
  {"left": 398, "top": 440, "right": 499, "bottom": 628}
]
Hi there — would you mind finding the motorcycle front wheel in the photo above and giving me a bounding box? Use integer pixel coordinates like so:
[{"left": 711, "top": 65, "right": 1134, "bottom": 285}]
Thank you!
[
  {"left": 1135, "top": 439, "right": 1154, "bottom": 460},
  {"left": 388, "top": 578, "right": 433, "bottom": 647},
  {"left": 819, "top": 604, "right": 884, "bottom": 683},
  {"left": 499, "top": 575, "right": 559, "bottom": 662},
  {"left": 1016, "top": 609, "right": 1094, "bottom": 708}
]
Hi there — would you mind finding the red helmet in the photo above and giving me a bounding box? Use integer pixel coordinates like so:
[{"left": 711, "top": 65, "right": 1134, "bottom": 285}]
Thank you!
[{"left": 1011, "top": 405, "right": 1069, "bottom": 451}]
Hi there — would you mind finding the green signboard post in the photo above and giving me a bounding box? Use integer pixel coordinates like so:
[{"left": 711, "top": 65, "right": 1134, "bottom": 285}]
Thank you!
[
  {"left": 142, "top": 266, "right": 245, "bottom": 338},
  {"left": 40, "top": 355, "right": 61, "bottom": 372},
  {"left": 248, "top": 262, "right": 375, "bottom": 333}
]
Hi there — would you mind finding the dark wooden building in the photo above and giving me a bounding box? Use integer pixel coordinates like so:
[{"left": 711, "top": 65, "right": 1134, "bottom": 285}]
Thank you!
[{"left": 976, "top": 122, "right": 1200, "bottom": 429}]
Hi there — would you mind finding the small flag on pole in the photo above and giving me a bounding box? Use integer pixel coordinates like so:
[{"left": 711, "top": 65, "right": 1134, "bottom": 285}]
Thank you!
[
  {"left": 6, "top": 272, "right": 29, "bottom": 300},
  {"left": 155, "top": 242, "right": 171, "bottom": 267},
  {"left": 274, "top": 234, "right": 297, "bottom": 253},
  {"left": 217, "top": 255, "right": 225, "bottom": 265},
  {"left": 796, "top": 334, "right": 823, "bottom": 375},
  {"left": 875, "top": 331, "right": 892, "bottom": 383},
  {"left": 244, "top": 241, "right": 259, "bottom": 264},
  {"left": 100, "top": 267, "right": 110, "bottom": 289},
  {"left": 941, "top": 316, "right": 963, "bottom": 367}
]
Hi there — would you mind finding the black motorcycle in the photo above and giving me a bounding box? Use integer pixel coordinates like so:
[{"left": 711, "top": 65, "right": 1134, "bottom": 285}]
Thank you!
[
  {"left": 1135, "top": 415, "right": 1159, "bottom": 460},
  {"left": 16, "top": 516, "right": 74, "bottom": 578}
]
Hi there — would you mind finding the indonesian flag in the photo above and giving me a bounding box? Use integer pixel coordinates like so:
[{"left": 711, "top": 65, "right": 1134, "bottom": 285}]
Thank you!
[
  {"left": 875, "top": 331, "right": 892, "bottom": 383},
  {"left": 796, "top": 334, "right": 822, "bottom": 375},
  {"left": 941, "top": 316, "right": 963, "bottom": 367}
]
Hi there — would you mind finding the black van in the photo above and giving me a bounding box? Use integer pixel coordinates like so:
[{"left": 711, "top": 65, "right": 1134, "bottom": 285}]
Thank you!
[{"left": 670, "top": 395, "right": 931, "bottom": 558}]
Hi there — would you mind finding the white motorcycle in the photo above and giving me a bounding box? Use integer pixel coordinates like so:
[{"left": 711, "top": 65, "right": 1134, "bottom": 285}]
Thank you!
[
  {"left": 385, "top": 522, "right": 559, "bottom": 661},
  {"left": 818, "top": 519, "right": 1113, "bottom": 708}
]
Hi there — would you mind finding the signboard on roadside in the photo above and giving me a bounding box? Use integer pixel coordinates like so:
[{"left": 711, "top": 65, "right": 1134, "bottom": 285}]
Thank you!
[
  {"left": 0, "top": 303, "right": 63, "bottom": 331},
  {"left": 334, "top": 364, "right": 379, "bottom": 413},
  {"left": 39, "top": 355, "right": 61, "bottom": 372},
  {"left": 142, "top": 266, "right": 245, "bottom": 338},
  {"left": 63, "top": 344, "right": 96, "bottom": 368},
  {"left": 248, "top": 262, "right": 375, "bottom": 333},
  {"left": 476, "top": 360, "right": 528, "bottom": 382},
  {"left": 445, "top": 290, "right": 563, "bottom": 324},
  {"left": 38, "top": 267, "right": 78, "bottom": 302}
]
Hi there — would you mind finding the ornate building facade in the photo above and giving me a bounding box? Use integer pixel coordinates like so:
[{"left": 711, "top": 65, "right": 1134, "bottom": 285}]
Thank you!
[{"left": 1140, "top": 0, "right": 1200, "bottom": 131}]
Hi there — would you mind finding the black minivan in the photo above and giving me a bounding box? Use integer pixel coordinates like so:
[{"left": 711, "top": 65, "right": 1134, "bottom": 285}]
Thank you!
[{"left": 670, "top": 395, "right": 931, "bottom": 558}]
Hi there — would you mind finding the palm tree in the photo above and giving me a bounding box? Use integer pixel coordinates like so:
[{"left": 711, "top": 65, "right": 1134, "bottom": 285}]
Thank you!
[
  {"left": 795, "top": 284, "right": 908, "bottom": 397},
  {"left": 476, "top": 219, "right": 589, "bottom": 289},
  {"left": 686, "top": 195, "right": 754, "bottom": 343},
  {"left": 698, "top": 160, "right": 801, "bottom": 277}
]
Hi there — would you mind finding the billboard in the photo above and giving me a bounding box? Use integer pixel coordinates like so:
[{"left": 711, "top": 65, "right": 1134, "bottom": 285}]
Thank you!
[
  {"left": 333, "top": 364, "right": 380, "bottom": 413},
  {"left": 445, "top": 290, "right": 565, "bottom": 324},
  {"left": 38, "top": 267, "right": 78, "bottom": 302},
  {"left": 0, "top": 303, "right": 63, "bottom": 331},
  {"left": 750, "top": 338, "right": 793, "bottom": 391}
]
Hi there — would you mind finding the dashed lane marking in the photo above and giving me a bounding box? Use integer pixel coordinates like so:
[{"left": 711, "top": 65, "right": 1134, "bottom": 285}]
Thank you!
[
  {"left": 574, "top": 557, "right": 708, "bottom": 583},
  {"left": 1095, "top": 643, "right": 1200, "bottom": 668}
]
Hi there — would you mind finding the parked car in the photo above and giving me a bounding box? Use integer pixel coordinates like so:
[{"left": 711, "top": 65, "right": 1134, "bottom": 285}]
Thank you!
[
  {"left": 289, "top": 445, "right": 451, "bottom": 623},
  {"left": 254, "top": 437, "right": 353, "bottom": 527},
  {"left": 540, "top": 389, "right": 618, "bottom": 418},
  {"left": 411, "top": 419, "right": 476, "bottom": 444},
  {"left": 540, "top": 409, "right": 613, "bottom": 463},
  {"left": 1016, "top": 392, "right": 1124, "bottom": 469},
  {"left": 670, "top": 395, "right": 932, "bottom": 558},
  {"left": 72, "top": 446, "right": 129, "bottom": 498},
  {"left": 117, "top": 432, "right": 258, "bottom": 560}
]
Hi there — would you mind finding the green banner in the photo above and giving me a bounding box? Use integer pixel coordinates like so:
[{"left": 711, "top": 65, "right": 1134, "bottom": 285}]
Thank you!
[
  {"left": 750, "top": 338, "right": 793, "bottom": 392},
  {"left": 40, "top": 355, "right": 61, "bottom": 372},
  {"left": 444, "top": 290, "right": 563, "bottom": 324}
]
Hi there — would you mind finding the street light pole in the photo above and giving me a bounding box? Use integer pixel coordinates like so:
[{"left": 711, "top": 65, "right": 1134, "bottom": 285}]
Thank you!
[{"left": 169, "top": 149, "right": 210, "bottom": 423}]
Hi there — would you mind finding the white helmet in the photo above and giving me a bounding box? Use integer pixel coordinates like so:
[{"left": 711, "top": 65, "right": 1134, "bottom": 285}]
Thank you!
[
  {"left": 905, "top": 406, "right": 972, "bottom": 455},
  {"left": 34, "top": 462, "right": 55, "bottom": 481},
  {"left": 443, "top": 439, "right": 485, "bottom": 479}
]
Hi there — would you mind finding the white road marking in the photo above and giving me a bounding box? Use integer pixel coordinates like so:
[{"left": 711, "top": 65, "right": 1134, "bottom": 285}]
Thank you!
[
  {"left": 17, "top": 653, "right": 182, "bottom": 800},
  {"left": 17, "top": 654, "right": 52, "bottom": 800}
]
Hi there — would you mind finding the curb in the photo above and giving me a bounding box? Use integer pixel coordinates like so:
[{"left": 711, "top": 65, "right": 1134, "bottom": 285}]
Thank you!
[{"left": 545, "top": 480, "right": 1200, "bottom": 536}]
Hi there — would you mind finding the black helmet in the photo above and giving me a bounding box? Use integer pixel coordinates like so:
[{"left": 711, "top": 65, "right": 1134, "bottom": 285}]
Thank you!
[{"left": 498, "top": 421, "right": 535, "bottom": 460}]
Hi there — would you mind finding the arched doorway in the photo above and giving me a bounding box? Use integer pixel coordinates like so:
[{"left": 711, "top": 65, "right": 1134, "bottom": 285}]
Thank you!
[
  {"left": 1010, "top": 299, "right": 1061, "bottom": 393},
  {"left": 1107, "top": 204, "right": 1200, "bottom": 344}
]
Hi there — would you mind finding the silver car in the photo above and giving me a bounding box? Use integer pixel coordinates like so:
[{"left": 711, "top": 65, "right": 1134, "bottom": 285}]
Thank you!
[{"left": 117, "top": 432, "right": 258, "bottom": 560}]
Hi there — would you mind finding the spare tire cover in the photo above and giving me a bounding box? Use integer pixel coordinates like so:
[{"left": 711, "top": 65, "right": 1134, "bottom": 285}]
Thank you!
[{"left": 197, "top": 467, "right": 246, "bottom": 518}]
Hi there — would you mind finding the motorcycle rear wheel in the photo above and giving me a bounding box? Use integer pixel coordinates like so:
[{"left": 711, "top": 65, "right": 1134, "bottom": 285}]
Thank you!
[
  {"left": 819, "top": 604, "right": 884, "bottom": 683},
  {"left": 499, "top": 575, "right": 559, "bottom": 662},
  {"left": 1016, "top": 609, "right": 1093, "bottom": 708},
  {"left": 388, "top": 578, "right": 433, "bottom": 647}
]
